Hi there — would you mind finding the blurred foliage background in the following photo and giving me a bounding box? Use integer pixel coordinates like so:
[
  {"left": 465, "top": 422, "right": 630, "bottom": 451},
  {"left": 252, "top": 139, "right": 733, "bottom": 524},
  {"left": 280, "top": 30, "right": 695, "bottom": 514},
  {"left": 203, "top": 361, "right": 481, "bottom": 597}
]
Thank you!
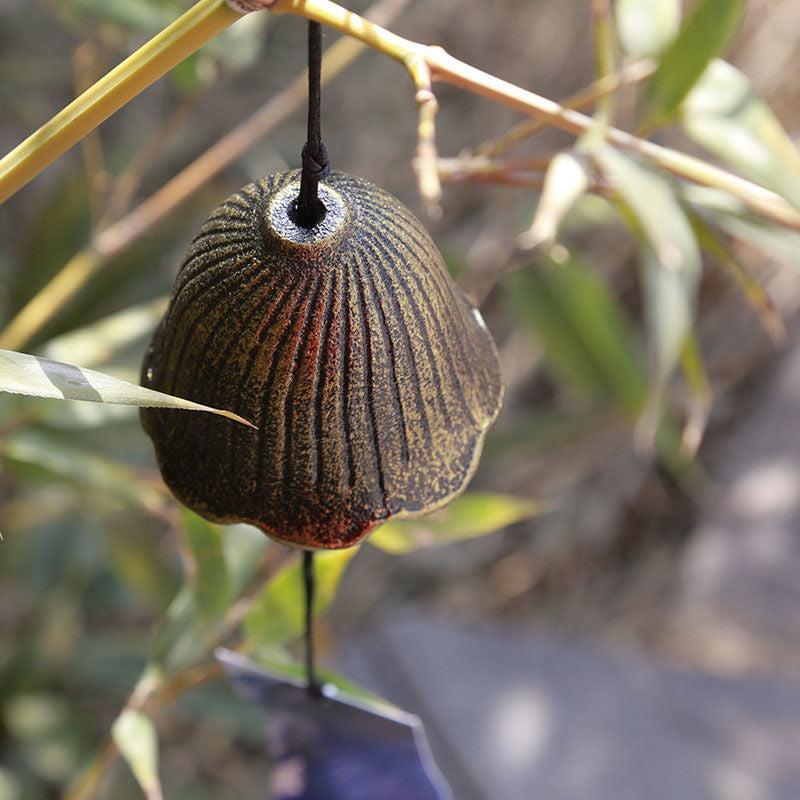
[{"left": 3, "top": 0, "right": 800, "bottom": 798}]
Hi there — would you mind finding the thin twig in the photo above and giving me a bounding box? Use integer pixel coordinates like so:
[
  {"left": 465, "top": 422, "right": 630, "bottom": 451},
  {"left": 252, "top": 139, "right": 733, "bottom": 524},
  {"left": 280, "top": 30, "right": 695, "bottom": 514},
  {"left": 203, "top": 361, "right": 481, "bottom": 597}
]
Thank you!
[{"left": 473, "top": 59, "right": 655, "bottom": 159}]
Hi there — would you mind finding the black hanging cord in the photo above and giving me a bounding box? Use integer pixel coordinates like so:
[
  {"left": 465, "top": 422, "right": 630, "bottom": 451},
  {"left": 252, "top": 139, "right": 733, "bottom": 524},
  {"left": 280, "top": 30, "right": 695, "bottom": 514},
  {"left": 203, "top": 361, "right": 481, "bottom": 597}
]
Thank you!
[
  {"left": 294, "top": 21, "right": 330, "bottom": 228},
  {"left": 303, "top": 550, "right": 323, "bottom": 698}
]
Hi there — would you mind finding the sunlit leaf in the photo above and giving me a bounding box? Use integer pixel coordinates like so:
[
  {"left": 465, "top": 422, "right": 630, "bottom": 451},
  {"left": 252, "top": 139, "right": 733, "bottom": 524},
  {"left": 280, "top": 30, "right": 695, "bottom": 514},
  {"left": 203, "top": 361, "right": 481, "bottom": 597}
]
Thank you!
[
  {"left": 615, "top": 0, "right": 681, "bottom": 58},
  {"left": 682, "top": 59, "right": 800, "bottom": 209},
  {"left": 111, "top": 710, "right": 163, "bottom": 800},
  {"left": 243, "top": 549, "right": 357, "bottom": 650},
  {"left": 0, "top": 349, "right": 254, "bottom": 427},
  {"left": 370, "top": 492, "right": 542, "bottom": 555},
  {"left": 180, "top": 510, "right": 232, "bottom": 622},
  {"left": 511, "top": 255, "right": 647, "bottom": 416},
  {"left": 518, "top": 152, "right": 589, "bottom": 250},
  {"left": 638, "top": 0, "right": 744, "bottom": 131}
]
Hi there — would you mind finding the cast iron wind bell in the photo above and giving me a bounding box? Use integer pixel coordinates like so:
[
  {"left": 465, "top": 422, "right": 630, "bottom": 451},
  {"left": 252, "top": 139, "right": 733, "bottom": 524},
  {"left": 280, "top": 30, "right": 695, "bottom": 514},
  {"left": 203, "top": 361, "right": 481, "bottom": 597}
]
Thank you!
[
  {"left": 140, "top": 36, "right": 504, "bottom": 551},
  {"left": 141, "top": 21, "right": 499, "bottom": 791}
]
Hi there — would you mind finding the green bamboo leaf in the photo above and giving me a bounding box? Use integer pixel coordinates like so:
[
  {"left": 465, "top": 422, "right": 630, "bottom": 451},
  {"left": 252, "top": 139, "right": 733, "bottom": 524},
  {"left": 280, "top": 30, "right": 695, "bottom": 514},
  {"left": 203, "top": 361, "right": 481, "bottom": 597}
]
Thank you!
[
  {"left": 179, "top": 510, "right": 232, "bottom": 622},
  {"left": 111, "top": 710, "right": 163, "bottom": 800},
  {"left": 615, "top": 0, "right": 681, "bottom": 59},
  {"left": 243, "top": 549, "right": 357, "bottom": 650},
  {"left": 369, "top": 492, "right": 542, "bottom": 555},
  {"left": 594, "top": 144, "right": 701, "bottom": 390},
  {"left": 0, "top": 349, "right": 254, "bottom": 427},
  {"left": 511, "top": 255, "right": 647, "bottom": 416},
  {"left": 682, "top": 59, "right": 800, "bottom": 209},
  {"left": 638, "top": 0, "right": 744, "bottom": 131}
]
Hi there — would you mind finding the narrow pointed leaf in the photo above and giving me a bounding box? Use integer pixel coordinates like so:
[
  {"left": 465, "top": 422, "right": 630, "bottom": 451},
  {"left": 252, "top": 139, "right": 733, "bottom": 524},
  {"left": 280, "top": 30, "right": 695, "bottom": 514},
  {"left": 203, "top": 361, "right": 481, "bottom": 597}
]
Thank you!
[
  {"left": 519, "top": 152, "right": 590, "bottom": 250},
  {"left": 0, "top": 349, "right": 254, "bottom": 426},
  {"left": 244, "top": 550, "right": 357, "bottom": 650},
  {"left": 111, "top": 710, "right": 163, "bottom": 800},
  {"left": 682, "top": 59, "right": 800, "bottom": 209},
  {"left": 615, "top": 0, "right": 681, "bottom": 59},
  {"left": 370, "top": 492, "right": 542, "bottom": 554},
  {"left": 179, "top": 510, "right": 232, "bottom": 622},
  {"left": 638, "top": 0, "right": 744, "bottom": 131}
]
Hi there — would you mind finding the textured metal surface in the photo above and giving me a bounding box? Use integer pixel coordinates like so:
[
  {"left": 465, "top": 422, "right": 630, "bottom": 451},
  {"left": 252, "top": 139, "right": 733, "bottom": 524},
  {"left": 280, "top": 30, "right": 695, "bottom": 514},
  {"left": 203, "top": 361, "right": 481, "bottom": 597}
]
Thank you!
[{"left": 141, "top": 171, "right": 503, "bottom": 548}]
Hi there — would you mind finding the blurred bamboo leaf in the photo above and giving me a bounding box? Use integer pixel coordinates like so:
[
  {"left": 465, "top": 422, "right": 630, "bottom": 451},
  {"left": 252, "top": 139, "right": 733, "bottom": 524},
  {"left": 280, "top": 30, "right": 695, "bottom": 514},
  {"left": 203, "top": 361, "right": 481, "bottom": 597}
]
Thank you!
[
  {"left": 179, "top": 510, "right": 231, "bottom": 622},
  {"left": 151, "top": 587, "right": 209, "bottom": 673},
  {"left": 594, "top": 144, "right": 701, "bottom": 389},
  {"left": 682, "top": 59, "right": 800, "bottom": 209},
  {"left": 689, "top": 210, "right": 785, "bottom": 343},
  {"left": 2, "top": 694, "right": 84, "bottom": 784},
  {"left": 637, "top": 241, "right": 698, "bottom": 393},
  {"left": 39, "top": 298, "right": 168, "bottom": 368},
  {"left": 510, "top": 255, "right": 647, "bottom": 416},
  {"left": 243, "top": 550, "right": 357, "bottom": 651},
  {"left": 594, "top": 142, "right": 701, "bottom": 274},
  {"left": 221, "top": 524, "right": 271, "bottom": 596},
  {"left": 0, "top": 348, "right": 254, "bottom": 427},
  {"left": 65, "top": 0, "right": 182, "bottom": 33},
  {"left": 2, "top": 429, "right": 163, "bottom": 510},
  {"left": 615, "top": 0, "right": 681, "bottom": 59},
  {"left": 369, "top": 492, "right": 542, "bottom": 555},
  {"left": 638, "top": 0, "right": 744, "bottom": 131},
  {"left": 518, "top": 152, "right": 590, "bottom": 250},
  {"left": 687, "top": 185, "right": 800, "bottom": 267},
  {"left": 111, "top": 709, "right": 163, "bottom": 800}
]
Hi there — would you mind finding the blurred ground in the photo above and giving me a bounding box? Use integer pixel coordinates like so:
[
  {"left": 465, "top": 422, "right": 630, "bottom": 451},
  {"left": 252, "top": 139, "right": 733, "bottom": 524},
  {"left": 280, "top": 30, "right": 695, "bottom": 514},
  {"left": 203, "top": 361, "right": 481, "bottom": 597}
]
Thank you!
[{"left": 4, "top": 1, "right": 800, "bottom": 799}]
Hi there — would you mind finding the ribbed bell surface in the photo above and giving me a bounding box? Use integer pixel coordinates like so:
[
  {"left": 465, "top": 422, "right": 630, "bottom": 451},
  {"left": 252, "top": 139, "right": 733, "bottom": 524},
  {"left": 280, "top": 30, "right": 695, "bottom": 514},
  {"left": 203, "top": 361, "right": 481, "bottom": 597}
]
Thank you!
[{"left": 141, "top": 171, "right": 503, "bottom": 548}]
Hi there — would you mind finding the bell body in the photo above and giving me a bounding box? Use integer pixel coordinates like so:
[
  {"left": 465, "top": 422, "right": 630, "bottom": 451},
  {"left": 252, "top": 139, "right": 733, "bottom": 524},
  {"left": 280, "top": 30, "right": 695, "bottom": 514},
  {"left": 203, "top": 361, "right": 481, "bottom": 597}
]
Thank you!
[{"left": 141, "top": 171, "right": 503, "bottom": 548}]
